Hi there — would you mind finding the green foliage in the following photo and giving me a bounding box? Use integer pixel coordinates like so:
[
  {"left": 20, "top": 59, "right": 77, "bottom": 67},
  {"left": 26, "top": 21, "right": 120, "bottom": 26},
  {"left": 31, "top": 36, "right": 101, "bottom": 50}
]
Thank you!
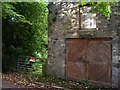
[
  {"left": 2, "top": 2, "right": 48, "bottom": 71},
  {"left": 2, "top": 55, "right": 17, "bottom": 72},
  {"left": 29, "top": 63, "right": 43, "bottom": 77},
  {"left": 79, "top": 80, "right": 95, "bottom": 88},
  {"left": 2, "top": 2, "right": 48, "bottom": 56},
  {"left": 2, "top": 2, "right": 31, "bottom": 24},
  {"left": 78, "top": 2, "right": 117, "bottom": 17},
  {"left": 28, "top": 58, "right": 48, "bottom": 77}
]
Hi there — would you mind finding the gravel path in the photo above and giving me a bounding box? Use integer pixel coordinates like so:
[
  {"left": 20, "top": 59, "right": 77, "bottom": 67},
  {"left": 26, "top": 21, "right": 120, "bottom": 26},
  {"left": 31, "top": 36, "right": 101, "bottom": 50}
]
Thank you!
[
  {"left": 1, "top": 80, "right": 69, "bottom": 89},
  {"left": 2, "top": 80, "right": 24, "bottom": 88}
]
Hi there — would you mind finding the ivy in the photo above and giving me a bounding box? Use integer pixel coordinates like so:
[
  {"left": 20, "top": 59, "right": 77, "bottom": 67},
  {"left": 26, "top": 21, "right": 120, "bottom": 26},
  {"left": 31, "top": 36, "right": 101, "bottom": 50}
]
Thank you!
[{"left": 78, "top": 2, "right": 118, "bottom": 17}]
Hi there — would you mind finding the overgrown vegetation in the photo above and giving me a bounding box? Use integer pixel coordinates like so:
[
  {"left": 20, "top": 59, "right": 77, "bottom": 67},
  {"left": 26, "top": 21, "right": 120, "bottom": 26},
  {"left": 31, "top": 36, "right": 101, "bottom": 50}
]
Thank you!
[
  {"left": 78, "top": 2, "right": 118, "bottom": 17},
  {"left": 2, "top": 2, "right": 48, "bottom": 72}
]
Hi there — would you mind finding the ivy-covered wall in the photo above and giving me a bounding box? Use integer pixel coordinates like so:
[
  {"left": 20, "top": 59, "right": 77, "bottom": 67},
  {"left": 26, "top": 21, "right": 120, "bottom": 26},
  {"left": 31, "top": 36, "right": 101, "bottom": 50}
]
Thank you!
[{"left": 48, "top": 2, "right": 120, "bottom": 88}]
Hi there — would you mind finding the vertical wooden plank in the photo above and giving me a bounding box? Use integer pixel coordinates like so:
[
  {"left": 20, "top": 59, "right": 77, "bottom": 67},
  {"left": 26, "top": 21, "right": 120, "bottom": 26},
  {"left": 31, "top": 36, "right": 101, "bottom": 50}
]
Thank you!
[
  {"left": 86, "top": 38, "right": 112, "bottom": 85},
  {"left": 66, "top": 39, "right": 87, "bottom": 80}
]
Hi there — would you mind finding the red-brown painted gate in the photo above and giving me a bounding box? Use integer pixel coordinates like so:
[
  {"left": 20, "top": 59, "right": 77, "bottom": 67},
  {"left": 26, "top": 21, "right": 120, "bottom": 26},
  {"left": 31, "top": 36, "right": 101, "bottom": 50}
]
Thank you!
[{"left": 66, "top": 38, "right": 112, "bottom": 85}]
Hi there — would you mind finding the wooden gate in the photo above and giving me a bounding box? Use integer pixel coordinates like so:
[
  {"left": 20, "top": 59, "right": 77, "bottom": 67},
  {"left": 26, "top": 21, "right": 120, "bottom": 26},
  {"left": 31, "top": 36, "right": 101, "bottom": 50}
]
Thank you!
[{"left": 66, "top": 38, "right": 112, "bottom": 85}]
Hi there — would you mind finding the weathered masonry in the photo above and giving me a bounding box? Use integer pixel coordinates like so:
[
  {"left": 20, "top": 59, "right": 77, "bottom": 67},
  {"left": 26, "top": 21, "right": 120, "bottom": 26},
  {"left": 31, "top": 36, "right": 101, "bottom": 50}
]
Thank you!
[{"left": 48, "top": 2, "right": 120, "bottom": 87}]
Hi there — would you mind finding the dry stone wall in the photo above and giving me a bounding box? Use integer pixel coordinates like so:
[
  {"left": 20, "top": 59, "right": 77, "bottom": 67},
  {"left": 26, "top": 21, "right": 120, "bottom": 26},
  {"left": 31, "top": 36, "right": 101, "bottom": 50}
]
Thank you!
[{"left": 48, "top": 2, "right": 120, "bottom": 88}]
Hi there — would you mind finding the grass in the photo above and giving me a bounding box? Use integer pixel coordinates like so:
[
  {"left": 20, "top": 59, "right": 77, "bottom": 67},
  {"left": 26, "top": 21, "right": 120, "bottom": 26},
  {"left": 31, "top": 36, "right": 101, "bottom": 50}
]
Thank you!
[{"left": 29, "top": 63, "right": 42, "bottom": 76}]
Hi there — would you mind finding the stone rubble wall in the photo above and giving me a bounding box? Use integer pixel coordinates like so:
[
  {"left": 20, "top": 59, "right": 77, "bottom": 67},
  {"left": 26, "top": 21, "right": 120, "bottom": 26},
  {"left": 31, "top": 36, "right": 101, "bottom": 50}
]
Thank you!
[
  {"left": 48, "top": 2, "right": 120, "bottom": 87},
  {"left": 117, "top": 2, "right": 120, "bottom": 88}
]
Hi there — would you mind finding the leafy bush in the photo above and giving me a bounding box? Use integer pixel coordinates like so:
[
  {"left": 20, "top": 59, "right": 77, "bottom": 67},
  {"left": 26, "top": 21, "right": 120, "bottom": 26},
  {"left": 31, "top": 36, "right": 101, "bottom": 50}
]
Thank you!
[
  {"left": 2, "top": 2, "right": 48, "bottom": 72},
  {"left": 2, "top": 54, "right": 17, "bottom": 72}
]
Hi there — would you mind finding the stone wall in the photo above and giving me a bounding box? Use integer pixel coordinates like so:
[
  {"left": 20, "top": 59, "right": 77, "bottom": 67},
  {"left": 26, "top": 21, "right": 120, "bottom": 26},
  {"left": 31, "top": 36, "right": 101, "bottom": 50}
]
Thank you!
[
  {"left": 48, "top": 2, "right": 120, "bottom": 87},
  {"left": 118, "top": 2, "right": 120, "bottom": 88},
  {"left": 48, "top": 2, "right": 66, "bottom": 78}
]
